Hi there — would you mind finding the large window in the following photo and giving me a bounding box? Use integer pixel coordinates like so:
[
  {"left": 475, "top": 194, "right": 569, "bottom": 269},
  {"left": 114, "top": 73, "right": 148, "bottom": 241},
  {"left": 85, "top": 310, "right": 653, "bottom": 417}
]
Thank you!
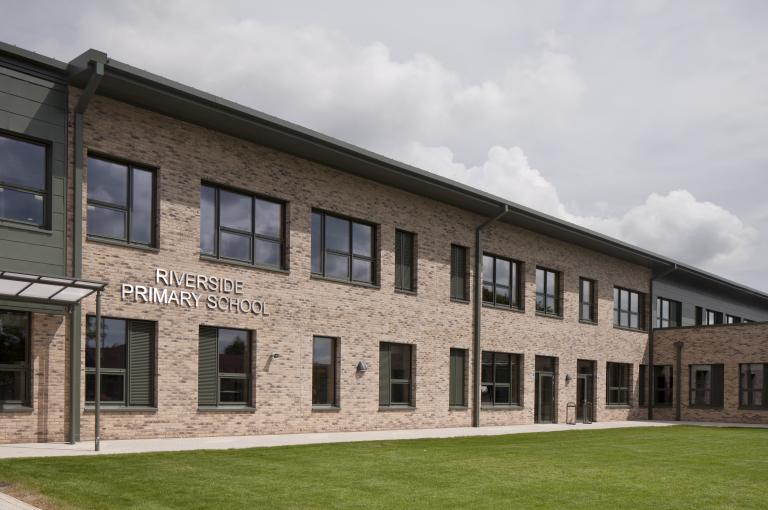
[
  {"left": 579, "top": 278, "right": 597, "bottom": 323},
  {"left": 481, "top": 351, "right": 521, "bottom": 406},
  {"left": 739, "top": 364, "right": 767, "bottom": 409},
  {"left": 613, "top": 287, "right": 645, "bottom": 330},
  {"left": 312, "top": 211, "right": 375, "bottom": 284},
  {"left": 379, "top": 342, "right": 413, "bottom": 406},
  {"left": 0, "top": 133, "right": 47, "bottom": 226},
  {"left": 0, "top": 311, "right": 29, "bottom": 406},
  {"left": 482, "top": 254, "right": 522, "bottom": 309},
  {"left": 87, "top": 156, "right": 156, "bottom": 246},
  {"left": 312, "top": 336, "right": 337, "bottom": 407},
  {"left": 606, "top": 362, "right": 631, "bottom": 405},
  {"left": 449, "top": 348, "right": 467, "bottom": 407},
  {"left": 639, "top": 365, "right": 673, "bottom": 406},
  {"left": 656, "top": 298, "right": 682, "bottom": 328},
  {"left": 394, "top": 229, "right": 416, "bottom": 292},
  {"left": 200, "top": 184, "right": 284, "bottom": 268},
  {"left": 450, "top": 245, "right": 468, "bottom": 301},
  {"left": 199, "top": 327, "right": 251, "bottom": 407},
  {"left": 695, "top": 307, "right": 723, "bottom": 326},
  {"left": 689, "top": 364, "right": 724, "bottom": 407},
  {"left": 727, "top": 315, "right": 742, "bottom": 324},
  {"left": 86, "top": 317, "right": 155, "bottom": 407},
  {"left": 535, "top": 267, "right": 561, "bottom": 316}
]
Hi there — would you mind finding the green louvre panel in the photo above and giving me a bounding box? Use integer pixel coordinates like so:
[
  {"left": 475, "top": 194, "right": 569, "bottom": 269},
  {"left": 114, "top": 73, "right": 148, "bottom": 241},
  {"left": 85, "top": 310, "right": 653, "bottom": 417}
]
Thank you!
[
  {"left": 450, "top": 349, "right": 466, "bottom": 406},
  {"left": 128, "top": 320, "right": 155, "bottom": 407},
  {"left": 451, "top": 245, "right": 466, "bottom": 300},
  {"left": 379, "top": 343, "right": 390, "bottom": 406},
  {"left": 198, "top": 326, "right": 218, "bottom": 406}
]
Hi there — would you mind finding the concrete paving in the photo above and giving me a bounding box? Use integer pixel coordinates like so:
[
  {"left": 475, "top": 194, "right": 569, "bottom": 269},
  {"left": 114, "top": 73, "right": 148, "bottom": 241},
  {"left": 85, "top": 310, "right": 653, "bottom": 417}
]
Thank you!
[
  {"left": 1, "top": 420, "right": 764, "bottom": 460},
  {"left": 0, "top": 492, "right": 40, "bottom": 510}
]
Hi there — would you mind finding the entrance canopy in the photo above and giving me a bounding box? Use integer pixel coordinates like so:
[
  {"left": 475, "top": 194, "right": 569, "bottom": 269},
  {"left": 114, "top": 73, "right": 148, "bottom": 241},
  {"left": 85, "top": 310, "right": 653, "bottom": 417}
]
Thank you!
[{"left": 0, "top": 270, "right": 106, "bottom": 305}]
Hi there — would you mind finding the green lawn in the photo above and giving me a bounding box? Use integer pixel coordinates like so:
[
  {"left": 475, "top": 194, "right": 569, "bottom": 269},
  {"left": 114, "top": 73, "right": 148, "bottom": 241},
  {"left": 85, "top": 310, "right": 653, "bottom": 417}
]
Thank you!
[{"left": 0, "top": 426, "right": 766, "bottom": 509}]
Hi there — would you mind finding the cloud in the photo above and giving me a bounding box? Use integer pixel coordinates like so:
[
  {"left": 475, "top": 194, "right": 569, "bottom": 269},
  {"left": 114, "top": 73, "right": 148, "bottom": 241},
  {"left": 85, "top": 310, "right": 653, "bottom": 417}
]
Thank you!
[{"left": 407, "top": 143, "right": 757, "bottom": 269}]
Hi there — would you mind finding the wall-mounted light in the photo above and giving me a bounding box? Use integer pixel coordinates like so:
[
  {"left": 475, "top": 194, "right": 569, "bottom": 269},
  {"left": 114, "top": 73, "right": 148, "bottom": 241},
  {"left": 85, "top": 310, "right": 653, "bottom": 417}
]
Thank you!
[
  {"left": 270, "top": 352, "right": 280, "bottom": 360},
  {"left": 565, "top": 373, "right": 572, "bottom": 383},
  {"left": 356, "top": 361, "right": 368, "bottom": 373}
]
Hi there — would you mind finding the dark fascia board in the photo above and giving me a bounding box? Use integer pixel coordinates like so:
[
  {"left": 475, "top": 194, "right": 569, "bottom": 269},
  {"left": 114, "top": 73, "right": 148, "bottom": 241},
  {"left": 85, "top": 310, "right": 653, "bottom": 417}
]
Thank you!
[
  {"left": 0, "top": 41, "right": 68, "bottom": 82},
  {"left": 9, "top": 44, "right": 766, "bottom": 305}
]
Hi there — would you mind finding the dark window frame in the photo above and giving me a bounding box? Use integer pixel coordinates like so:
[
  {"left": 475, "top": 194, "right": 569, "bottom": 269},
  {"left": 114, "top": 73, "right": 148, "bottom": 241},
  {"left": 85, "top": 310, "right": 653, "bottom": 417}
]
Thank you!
[
  {"left": 0, "top": 130, "right": 51, "bottom": 229},
  {"left": 606, "top": 362, "right": 631, "bottom": 405},
  {"left": 689, "top": 364, "right": 724, "bottom": 408},
  {"left": 482, "top": 252, "right": 523, "bottom": 310},
  {"left": 727, "top": 314, "right": 742, "bottom": 325},
  {"left": 394, "top": 229, "right": 417, "bottom": 293},
  {"left": 85, "top": 315, "right": 156, "bottom": 408},
  {"left": 0, "top": 310, "right": 31, "bottom": 407},
  {"left": 379, "top": 342, "right": 414, "bottom": 407},
  {"left": 312, "top": 209, "right": 377, "bottom": 285},
  {"left": 312, "top": 336, "right": 339, "bottom": 408},
  {"left": 450, "top": 244, "right": 469, "bottom": 302},
  {"left": 200, "top": 181, "right": 287, "bottom": 270},
  {"left": 579, "top": 277, "right": 597, "bottom": 323},
  {"left": 656, "top": 297, "right": 682, "bottom": 329},
  {"left": 87, "top": 153, "right": 158, "bottom": 248},
  {"left": 481, "top": 351, "right": 521, "bottom": 407},
  {"left": 739, "top": 363, "right": 767, "bottom": 409},
  {"left": 448, "top": 348, "right": 467, "bottom": 408},
  {"left": 639, "top": 364, "right": 673, "bottom": 407},
  {"left": 613, "top": 286, "right": 646, "bottom": 331},
  {"left": 199, "top": 326, "right": 253, "bottom": 407},
  {"left": 535, "top": 266, "right": 562, "bottom": 317}
]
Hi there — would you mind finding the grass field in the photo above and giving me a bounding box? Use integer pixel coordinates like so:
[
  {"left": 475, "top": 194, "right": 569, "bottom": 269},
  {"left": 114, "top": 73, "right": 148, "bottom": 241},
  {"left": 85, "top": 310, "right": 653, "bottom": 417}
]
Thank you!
[{"left": 0, "top": 426, "right": 766, "bottom": 509}]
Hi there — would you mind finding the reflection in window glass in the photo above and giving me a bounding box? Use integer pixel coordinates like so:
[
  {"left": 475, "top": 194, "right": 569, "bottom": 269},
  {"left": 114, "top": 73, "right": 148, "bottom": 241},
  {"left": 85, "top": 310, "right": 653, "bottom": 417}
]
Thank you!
[
  {"left": 0, "top": 134, "right": 47, "bottom": 226},
  {"left": 311, "top": 211, "right": 375, "bottom": 284}
]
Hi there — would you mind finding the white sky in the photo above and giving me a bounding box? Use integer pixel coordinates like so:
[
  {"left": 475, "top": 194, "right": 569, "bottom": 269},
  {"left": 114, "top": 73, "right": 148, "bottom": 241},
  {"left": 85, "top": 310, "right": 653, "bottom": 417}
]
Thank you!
[{"left": 3, "top": 0, "right": 767, "bottom": 289}]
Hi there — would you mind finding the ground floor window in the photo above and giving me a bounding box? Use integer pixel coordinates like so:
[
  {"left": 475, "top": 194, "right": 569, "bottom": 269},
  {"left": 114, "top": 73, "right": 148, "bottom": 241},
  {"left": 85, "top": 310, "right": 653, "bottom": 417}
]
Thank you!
[
  {"left": 606, "top": 362, "right": 631, "bottom": 405},
  {"left": 312, "top": 336, "right": 337, "bottom": 407},
  {"left": 0, "top": 310, "right": 29, "bottom": 406},
  {"left": 639, "top": 365, "right": 673, "bottom": 406},
  {"left": 199, "top": 326, "right": 251, "bottom": 407},
  {"left": 449, "top": 348, "right": 467, "bottom": 407},
  {"left": 739, "top": 363, "right": 767, "bottom": 409},
  {"left": 481, "top": 351, "right": 521, "bottom": 406},
  {"left": 689, "top": 364, "right": 724, "bottom": 407},
  {"left": 86, "top": 316, "right": 155, "bottom": 407},
  {"left": 379, "top": 342, "right": 413, "bottom": 406}
]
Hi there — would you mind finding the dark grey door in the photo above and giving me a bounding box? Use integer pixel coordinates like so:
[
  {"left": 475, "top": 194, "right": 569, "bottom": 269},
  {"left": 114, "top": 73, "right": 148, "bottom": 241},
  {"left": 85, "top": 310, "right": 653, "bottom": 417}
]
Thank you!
[{"left": 535, "top": 372, "right": 555, "bottom": 423}]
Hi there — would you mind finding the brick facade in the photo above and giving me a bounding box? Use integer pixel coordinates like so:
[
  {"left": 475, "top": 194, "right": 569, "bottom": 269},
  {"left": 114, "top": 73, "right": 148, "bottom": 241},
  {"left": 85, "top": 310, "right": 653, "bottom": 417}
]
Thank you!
[{"left": 653, "top": 323, "right": 768, "bottom": 424}]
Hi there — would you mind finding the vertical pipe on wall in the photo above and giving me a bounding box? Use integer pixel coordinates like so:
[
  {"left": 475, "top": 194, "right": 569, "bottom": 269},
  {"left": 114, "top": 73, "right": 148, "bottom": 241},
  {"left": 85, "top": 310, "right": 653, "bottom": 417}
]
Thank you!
[
  {"left": 69, "top": 60, "right": 104, "bottom": 445},
  {"left": 95, "top": 290, "right": 101, "bottom": 451},
  {"left": 473, "top": 205, "right": 508, "bottom": 428}
]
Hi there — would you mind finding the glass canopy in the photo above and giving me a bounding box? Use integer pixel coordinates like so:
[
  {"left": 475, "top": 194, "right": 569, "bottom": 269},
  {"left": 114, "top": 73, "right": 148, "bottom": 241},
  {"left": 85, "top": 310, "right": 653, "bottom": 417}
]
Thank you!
[{"left": 0, "top": 270, "right": 106, "bottom": 304}]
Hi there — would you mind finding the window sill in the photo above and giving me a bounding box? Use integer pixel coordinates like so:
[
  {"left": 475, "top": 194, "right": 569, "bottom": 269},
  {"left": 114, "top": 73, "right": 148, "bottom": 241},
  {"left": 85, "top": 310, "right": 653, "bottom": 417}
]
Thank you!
[
  {"left": 688, "top": 405, "right": 724, "bottom": 410},
  {"left": 84, "top": 406, "right": 157, "bottom": 413},
  {"left": 0, "top": 219, "right": 53, "bottom": 234},
  {"left": 482, "top": 303, "right": 524, "bottom": 314},
  {"left": 378, "top": 406, "right": 416, "bottom": 412},
  {"left": 639, "top": 404, "right": 673, "bottom": 408},
  {"left": 738, "top": 406, "right": 768, "bottom": 411},
  {"left": 579, "top": 319, "right": 599, "bottom": 326},
  {"left": 197, "top": 406, "right": 256, "bottom": 413},
  {"left": 87, "top": 236, "right": 160, "bottom": 253},
  {"left": 481, "top": 405, "right": 523, "bottom": 411},
  {"left": 394, "top": 288, "right": 417, "bottom": 296},
  {"left": 449, "top": 405, "right": 469, "bottom": 411},
  {"left": 311, "top": 274, "right": 380, "bottom": 290},
  {"left": 613, "top": 325, "right": 647, "bottom": 334},
  {"left": 312, "top": 405, "right": 341, "bottom": 412},
  {"left": 199, "top": 255, "right": 289, "bottom": 274},
  {"left": 450, "top": 297, "right": 470, "bottom": 305},
  {"left": 0, "top": 405, "right": 33, "bottom": 413},
  {"left": 535, "top": 311, "right": 563, "bottom": 320},
  {"left": 605, "top": 404, "right": 632, "bottom": 409}
]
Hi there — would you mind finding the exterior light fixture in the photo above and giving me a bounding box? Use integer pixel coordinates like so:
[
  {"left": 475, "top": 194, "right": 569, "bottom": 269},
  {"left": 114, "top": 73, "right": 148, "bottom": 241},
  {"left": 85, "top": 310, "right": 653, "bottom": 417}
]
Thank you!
[
  {"left": 270, "top": 352, "right": 280, "bottom": 360},
  {"left": 565, "top": 373, "right": 572, "bottom": 383},
  {"left": 356, "top": 361, "right": 368, "bottom": 373}
]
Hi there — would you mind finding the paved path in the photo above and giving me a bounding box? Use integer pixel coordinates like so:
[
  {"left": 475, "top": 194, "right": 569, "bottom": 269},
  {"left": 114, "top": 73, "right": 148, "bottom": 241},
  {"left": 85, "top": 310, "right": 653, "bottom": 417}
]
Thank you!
[
  {"left": 0, "top": 492, "right": 40, "bottom": 510},
  {"left": 1, "top": 420, "right": 764, "bottom": 460}
]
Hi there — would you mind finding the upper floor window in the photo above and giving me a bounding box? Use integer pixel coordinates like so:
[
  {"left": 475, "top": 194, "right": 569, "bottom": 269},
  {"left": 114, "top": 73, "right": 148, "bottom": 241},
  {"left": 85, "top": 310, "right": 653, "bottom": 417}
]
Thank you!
[
  {"left": 311, "top": 210, "right": 375, "bottom": 284},
  {"left": 450, "top": 244, "right": 468, "bottom": 301},
  {"left": 87, "top": 156, "right": 156, "bottom": 246},
  {"left": 579, "top": 278, "right": 597, "bottom": 323},
  {"left": 726, "top": 314, "right": 742, "bottom": 324},
  {"left": 695, "top": 307, "right": 723, "bottom": 326},
  {"left": 739, "top": 363, "right": 766, "bottom": 409},
  {"left": 0, "top": 310, "right": 30, "bottom": 407},
  {"left": 656, "top": 297, "right": 682, "bottom": 328},
  {"left": 535, "top": 267, "right": 561, "bottom": 316},
  {"left": 0, "top": 133, "right": 47, "bottom": 227},
  {"left": 200, "top": 184, "right": 285, "bottom": 269},
  {"left": 613, "top": 287, "right": 645, "bottom": 330},
  {"left": 394, "top": 229, "right": 416, "bottom": 292},
  {"left": 482, "top": 254, "right": 522, "bottom": 309}
]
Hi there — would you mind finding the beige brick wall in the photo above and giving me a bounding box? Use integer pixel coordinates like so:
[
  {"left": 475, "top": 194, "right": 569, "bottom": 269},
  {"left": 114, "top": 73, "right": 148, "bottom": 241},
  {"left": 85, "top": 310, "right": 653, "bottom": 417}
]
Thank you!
[
  {"left": 0, "top": 313, "right": 68, "bottom": 443},
  {"left": 51, "top": 88, "right": 652, "bottom": 441},
  {"left": 653, "top": 323, "right": 768, "bottom": 424}
]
